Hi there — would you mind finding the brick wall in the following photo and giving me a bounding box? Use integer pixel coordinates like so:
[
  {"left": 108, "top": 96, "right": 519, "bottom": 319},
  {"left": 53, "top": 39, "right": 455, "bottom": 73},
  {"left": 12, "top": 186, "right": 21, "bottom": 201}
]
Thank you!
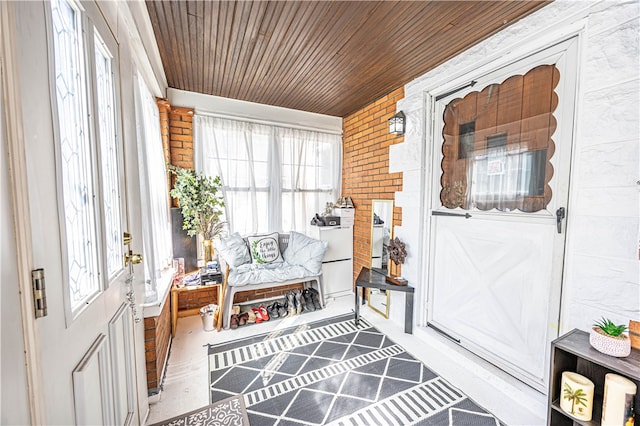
[
  {"left": 233, "top": 283, "right": 304, "bottom": 305},
  {"left": 177, "top": 286, "right": 220, "bottom": 311},
  {"left": 144, "top": 298, "right": 171, "bottom": 393},
  {"left": 342, "top": 88, "right": 404, "bottom": 281}
]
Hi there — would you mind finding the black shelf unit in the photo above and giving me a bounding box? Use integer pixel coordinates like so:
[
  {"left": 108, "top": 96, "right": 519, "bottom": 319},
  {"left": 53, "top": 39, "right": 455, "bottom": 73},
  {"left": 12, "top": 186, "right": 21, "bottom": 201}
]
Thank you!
[{"left": 548, "top": 329, "right": 640, "bottom": 425}]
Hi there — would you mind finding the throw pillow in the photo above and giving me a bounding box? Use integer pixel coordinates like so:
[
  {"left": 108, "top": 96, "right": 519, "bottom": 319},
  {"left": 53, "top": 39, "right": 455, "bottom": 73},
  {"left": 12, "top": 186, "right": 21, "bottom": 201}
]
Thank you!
[
  {"left": 247, "top": 232, "right": 284, "bottom": 264},
  {"left": 214, "top": 232, "right": 251, "bottom": 268},
  {"left": 283, "top": 231, "right": 328, "bottom": 275}
]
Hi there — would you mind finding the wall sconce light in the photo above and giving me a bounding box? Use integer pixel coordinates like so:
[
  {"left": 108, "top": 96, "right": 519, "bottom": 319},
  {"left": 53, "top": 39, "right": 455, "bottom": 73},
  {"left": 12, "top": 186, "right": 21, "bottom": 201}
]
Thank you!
[{"left": 388, "top": 111, "right": 405, "bottom": 135}]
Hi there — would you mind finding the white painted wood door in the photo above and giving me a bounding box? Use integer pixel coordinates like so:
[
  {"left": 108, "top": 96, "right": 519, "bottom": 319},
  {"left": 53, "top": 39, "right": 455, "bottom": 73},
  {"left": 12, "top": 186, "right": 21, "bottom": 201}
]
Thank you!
[
  {"left": 16, "top": 1, "right": 143, "bottom": 424},
  {"left": 427, "top": 37, "right": 579, "bottom": 391}
]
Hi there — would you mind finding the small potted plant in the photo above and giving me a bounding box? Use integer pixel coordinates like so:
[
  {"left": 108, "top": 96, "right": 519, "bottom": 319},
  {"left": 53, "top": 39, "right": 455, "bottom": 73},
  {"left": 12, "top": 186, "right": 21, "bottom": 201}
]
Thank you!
[
  {"left": 589, "top": 317, "right": 631, "bottom": 357},
  {"left": 169, "top": 165, "right": 226, "bottom": 262}
]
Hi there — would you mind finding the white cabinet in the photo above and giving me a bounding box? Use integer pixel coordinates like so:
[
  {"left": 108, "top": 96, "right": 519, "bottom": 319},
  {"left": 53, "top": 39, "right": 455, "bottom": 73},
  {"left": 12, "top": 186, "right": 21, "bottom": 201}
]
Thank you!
[{"left": 309, "top": 226, "right": 353, "bottom": 300}]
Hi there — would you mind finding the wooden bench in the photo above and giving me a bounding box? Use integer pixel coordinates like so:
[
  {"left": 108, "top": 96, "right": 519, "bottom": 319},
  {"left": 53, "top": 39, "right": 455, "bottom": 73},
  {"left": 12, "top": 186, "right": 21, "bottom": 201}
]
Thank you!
[{"left": 217, "top": 233, "right": 325, "bottom": 330}]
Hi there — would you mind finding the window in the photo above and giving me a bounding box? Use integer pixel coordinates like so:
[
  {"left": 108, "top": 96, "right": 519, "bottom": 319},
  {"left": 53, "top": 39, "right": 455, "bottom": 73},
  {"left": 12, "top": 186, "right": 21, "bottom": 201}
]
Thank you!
[
  {"left": 94, "top": 33, "right": 123, "bottom": 279},
  {"left": 195, "top": 116, "right": 341, "bottom": 235},
  {"left": 50, "top": 0, "right": 124, "bottom": 318},
  {"left": 280, "top": 128, "right": 340, "bottom": 232},
  {"left": 440, "top": 64, "right": 558, "bottom": 212}
]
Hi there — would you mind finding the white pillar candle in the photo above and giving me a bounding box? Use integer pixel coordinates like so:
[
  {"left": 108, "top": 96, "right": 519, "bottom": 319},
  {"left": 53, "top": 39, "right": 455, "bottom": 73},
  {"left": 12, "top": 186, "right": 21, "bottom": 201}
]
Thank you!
[
  {"left": 560, "top": 371, "right": 595, "bottom": 421},
  {"left": 602, "top": 373, "right": 637, "bottom": 426}
]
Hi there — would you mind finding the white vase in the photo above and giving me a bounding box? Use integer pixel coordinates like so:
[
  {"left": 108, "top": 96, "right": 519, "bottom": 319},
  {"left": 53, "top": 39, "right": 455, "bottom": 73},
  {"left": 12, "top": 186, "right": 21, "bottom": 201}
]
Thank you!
[{"left": 589, "top": 327, "right": 631, "bottom": 357}]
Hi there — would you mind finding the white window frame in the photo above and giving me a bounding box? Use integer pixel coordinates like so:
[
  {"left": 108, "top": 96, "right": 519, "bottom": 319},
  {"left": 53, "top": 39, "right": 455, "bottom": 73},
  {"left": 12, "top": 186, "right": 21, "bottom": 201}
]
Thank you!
[
  {"left": 195, "top": 115, "right": 342, "bottom": 235},
  {"left": 47, "top": 0, "right": 126, "bottom": 322},
  {"left": 133, "top": 70, "right": 173, "bottom": 302}
]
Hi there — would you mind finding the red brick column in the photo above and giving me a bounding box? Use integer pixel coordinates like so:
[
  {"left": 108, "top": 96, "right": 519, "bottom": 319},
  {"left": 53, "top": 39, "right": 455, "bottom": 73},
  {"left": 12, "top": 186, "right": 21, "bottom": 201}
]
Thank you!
[{"left": 342, "top": 88, "right": 404, "bottom": 282}]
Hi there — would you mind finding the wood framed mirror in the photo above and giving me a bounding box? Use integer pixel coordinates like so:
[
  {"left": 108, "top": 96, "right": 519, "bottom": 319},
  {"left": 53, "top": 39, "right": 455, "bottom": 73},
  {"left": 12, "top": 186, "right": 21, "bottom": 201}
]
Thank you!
[{"left": 368, "top": 200, "right": 393, "bottom": 318}]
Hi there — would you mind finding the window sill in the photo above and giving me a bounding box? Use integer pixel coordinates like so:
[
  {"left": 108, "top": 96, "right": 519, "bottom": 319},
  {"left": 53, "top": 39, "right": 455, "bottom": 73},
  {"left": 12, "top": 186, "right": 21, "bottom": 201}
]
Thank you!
[{"left": 142, "top": 267, "right": 175, "bottom": 318}]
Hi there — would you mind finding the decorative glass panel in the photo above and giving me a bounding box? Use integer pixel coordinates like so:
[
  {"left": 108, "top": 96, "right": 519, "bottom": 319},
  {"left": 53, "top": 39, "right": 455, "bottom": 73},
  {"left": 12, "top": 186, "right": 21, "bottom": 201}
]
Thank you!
[
  {"left": 51, "top": 0, "right": 100, "bottom": 311},
  {"left": 94, "top": 34, "right": 123, "bottom": 279},
  {"left": 440, "top": 65, "right": 559, "bottom": 212}
]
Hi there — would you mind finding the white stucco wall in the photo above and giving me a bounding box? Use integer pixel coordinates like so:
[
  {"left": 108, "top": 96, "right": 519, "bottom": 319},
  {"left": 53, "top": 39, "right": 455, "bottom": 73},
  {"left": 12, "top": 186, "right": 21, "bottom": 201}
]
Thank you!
[{"left": 389, "top": 0, "right": 639, "bottom": 333}]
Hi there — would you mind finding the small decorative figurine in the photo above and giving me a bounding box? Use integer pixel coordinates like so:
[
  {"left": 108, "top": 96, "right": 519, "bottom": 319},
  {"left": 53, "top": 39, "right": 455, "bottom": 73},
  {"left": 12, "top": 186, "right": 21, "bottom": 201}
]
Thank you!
[{"left": 388, "top": 237, "right": 407, "bottom": 265}]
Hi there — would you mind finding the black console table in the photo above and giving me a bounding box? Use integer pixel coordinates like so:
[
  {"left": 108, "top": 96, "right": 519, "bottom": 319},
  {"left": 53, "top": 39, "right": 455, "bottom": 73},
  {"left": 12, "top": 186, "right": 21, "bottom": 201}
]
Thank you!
[{"left": 355, "top": 267, "right": 415, "bottom": 334}]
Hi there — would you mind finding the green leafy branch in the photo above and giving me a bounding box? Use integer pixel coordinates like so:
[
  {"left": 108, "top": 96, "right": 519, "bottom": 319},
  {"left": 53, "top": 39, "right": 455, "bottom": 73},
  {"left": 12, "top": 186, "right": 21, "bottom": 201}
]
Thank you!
[
  {"left": 168, "top": 165, "right": 226, "bottom": 240},
  {"left": 250, "top": 241, "right": 265, "bottom": 264}
]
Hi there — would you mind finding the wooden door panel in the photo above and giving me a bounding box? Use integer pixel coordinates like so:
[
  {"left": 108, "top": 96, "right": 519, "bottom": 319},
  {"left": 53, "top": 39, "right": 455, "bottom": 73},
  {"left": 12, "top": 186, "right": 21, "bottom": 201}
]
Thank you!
[
  {"left": 109, "top": 304, "right": 136, "bottom": 425},
  {"left": 431, "top": 217, "right": 554, "bottom": 385},
  {"left": 72, "top": 335, "right": 111, "bottom": 425}
]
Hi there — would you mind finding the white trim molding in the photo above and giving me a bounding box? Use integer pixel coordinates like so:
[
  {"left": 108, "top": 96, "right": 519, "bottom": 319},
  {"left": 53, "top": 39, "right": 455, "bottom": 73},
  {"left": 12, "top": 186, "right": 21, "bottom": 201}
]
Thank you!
[{"left": 168, "top": 88, "right": 343, "bottom": 135}]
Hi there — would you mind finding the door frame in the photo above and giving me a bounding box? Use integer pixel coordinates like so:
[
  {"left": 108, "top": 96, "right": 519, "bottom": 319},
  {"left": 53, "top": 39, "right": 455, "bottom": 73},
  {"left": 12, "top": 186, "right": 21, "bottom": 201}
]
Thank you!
[
  {"left": 416, "top": 24, "right": 585, "bottom": 387},
  {"left": 0, "top": 1, "right": 45, "bottom": 423}
]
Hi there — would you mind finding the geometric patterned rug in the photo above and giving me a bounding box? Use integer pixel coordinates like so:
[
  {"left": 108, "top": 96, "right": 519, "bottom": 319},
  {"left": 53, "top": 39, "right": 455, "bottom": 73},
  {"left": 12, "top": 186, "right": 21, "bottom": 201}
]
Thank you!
[
  {"left": 148, "top": 394, "right": 249, "bottom": 426},
  {"left": 208, "top": 314, "right": 500, "bottom": 425}
]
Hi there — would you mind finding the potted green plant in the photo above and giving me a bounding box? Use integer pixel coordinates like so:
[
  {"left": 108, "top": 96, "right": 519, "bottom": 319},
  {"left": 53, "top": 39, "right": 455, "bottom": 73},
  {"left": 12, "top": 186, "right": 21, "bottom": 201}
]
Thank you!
[
  {"left": 169, "top": 166, "right": 226, "bottom": 262},
  {"left": 589, "top": 317, "right": 631, "bottom": 357}
]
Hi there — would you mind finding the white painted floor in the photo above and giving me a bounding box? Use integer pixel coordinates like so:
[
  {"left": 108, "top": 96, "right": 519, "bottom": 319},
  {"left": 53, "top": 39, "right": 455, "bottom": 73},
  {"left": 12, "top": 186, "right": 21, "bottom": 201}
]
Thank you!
[{"left": 145, "top": 295, "right": 547, "bottom": 425}]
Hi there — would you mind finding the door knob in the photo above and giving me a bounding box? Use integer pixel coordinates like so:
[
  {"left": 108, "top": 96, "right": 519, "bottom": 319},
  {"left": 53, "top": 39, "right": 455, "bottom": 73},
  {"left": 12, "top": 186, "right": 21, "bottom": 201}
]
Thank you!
[{"left": 125, "top": 251, "right": 143, "bottom": 266}]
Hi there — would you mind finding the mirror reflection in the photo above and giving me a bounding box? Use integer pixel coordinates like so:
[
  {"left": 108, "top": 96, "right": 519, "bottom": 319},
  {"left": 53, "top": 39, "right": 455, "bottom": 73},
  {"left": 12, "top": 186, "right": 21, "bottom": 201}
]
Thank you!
[
  {"left": 371, "top": 200, "right": 393, "bottom": 272},
  {"left": 368, "top": 200, "right": 393, "bottom": 318}
]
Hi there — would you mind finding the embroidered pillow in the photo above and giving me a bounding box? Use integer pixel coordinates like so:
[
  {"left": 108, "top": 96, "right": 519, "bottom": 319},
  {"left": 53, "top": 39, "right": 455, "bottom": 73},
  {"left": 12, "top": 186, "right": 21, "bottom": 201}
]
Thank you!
[
  {"left": 214, "top": 232, "right": 251, "bottom": 268},
  {"left": 283, "top": 231, "right": 328, "bottom": 275},
  {"left": 247, "top": 232, "right": 284, "bottom": 264}
]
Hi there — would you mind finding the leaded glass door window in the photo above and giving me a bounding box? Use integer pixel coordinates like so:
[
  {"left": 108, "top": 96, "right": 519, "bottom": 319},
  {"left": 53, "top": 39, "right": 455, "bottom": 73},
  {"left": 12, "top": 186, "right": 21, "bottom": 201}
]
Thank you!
[
  {"left": 50, "top": 0, "right": 125, "bottom": 320},
  {"left": 94, "top": 32, "right": 124, "bottom": 280}
]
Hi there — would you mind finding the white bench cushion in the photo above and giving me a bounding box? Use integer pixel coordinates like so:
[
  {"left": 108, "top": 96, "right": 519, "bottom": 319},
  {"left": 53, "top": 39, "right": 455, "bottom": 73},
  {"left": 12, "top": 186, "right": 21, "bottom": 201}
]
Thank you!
[{"left": 227, "top": 262, "right": 315, "bottom": 286}]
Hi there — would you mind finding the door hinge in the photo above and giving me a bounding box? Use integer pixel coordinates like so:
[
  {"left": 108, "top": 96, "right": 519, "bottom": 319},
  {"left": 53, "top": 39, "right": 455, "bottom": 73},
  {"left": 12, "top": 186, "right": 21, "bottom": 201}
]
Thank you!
[{"left": 31, "top": 269, "right": 47, "bottom": 318}]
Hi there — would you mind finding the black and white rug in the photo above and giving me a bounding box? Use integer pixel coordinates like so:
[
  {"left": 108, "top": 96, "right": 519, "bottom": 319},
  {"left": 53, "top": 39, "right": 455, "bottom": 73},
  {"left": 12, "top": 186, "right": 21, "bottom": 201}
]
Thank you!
[
  {"left": 208, "top": 314, "right": 500, "bottom": 425},
  {"left": 149, "top": 394, "right": 249, "bottom": 426}
]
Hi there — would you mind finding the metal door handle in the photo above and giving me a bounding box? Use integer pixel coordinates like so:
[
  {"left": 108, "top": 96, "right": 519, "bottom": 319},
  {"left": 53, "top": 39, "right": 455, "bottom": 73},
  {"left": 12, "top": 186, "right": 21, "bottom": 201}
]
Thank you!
[
  {"left": 432, "top": 211, "right": 472, "bottom": 219},
  {"left": 556, "top": 207, "right": 566, "bottom": 234}
]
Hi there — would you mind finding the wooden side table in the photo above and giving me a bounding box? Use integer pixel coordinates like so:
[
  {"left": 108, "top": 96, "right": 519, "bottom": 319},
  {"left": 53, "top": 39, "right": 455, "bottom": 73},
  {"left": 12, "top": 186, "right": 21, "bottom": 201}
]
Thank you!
[{"left": 355, "top": 267, "right": 415, "bottom": 334}]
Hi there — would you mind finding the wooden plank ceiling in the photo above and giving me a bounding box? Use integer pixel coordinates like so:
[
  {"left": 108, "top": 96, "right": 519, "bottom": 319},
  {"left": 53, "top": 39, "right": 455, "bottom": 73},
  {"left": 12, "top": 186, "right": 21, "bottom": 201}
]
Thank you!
[{"left": 146, "top": 1, "right": 549, "bottom": 117}]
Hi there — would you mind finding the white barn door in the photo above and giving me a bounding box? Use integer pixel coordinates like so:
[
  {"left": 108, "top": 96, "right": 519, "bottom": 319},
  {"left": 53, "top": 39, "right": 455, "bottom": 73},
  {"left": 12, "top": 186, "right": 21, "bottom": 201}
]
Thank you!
[{"left": 427, "top": 37, "right": 579, "bottom": 391}]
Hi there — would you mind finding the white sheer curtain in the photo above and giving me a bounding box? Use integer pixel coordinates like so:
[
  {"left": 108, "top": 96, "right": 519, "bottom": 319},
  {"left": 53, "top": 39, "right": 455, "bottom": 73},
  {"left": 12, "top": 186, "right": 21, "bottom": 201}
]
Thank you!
[
  {"left": 195, "top": 115, "right": 341, "bottom": 235},
  {"left": 133, "top": 71, "right": 173, "bottom": 300}
]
